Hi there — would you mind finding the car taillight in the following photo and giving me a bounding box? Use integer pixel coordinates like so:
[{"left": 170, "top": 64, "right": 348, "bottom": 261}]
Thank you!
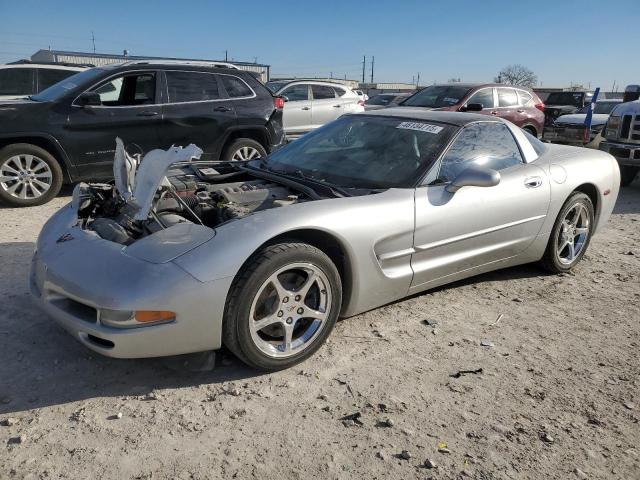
[
  {"left": 534, "top": 102, "right": 545, "bottom": 111},
  {"left": 357, "top": 100, "right": 365, "bottom": 107},
  {"left": 274, "top": 97, "right": 285, "bottom": 109}
]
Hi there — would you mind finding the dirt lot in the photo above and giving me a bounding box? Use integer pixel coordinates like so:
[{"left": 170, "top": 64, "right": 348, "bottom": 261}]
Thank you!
[{"left": 1, "top": 183, "right": 639, "bottom": 480}]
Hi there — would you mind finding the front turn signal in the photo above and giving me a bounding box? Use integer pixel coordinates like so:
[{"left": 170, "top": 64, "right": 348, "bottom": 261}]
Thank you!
[{"left": 135, "top": 310, "right": 176, "bottom": 323}]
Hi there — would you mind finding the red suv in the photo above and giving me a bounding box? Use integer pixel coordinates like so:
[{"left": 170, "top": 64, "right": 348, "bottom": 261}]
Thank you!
[{"left": 399, "top": 83, "right": 545, "bottom": 137}]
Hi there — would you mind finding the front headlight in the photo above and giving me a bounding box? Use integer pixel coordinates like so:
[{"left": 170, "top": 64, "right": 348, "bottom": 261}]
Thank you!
[{"left": 605, "top": 115, "right": 620, "bottom": 138}]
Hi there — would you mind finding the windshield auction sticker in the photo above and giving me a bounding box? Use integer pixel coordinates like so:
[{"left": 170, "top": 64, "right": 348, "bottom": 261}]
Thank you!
[{"left": 396, "top": 122, "right": 443, "bottom": 134}]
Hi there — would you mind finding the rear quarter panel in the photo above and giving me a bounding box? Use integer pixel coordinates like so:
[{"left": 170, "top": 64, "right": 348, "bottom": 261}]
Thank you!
[{"left": 535, "top": 144, "right": 620, "bottom": 238}]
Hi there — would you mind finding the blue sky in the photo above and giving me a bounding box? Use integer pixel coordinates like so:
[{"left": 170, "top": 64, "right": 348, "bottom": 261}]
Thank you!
[{"left": 0, "top": 0, "right": 638, "bottom": 90}]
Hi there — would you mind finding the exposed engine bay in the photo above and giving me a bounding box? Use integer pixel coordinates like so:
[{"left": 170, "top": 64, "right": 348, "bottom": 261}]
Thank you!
[{"left": 73, "top": 139, "right": 305, "bottom": 245}]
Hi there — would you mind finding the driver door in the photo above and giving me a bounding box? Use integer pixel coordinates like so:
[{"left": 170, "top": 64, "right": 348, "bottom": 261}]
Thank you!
[
  {"left": 410, "top": 122, "right": 550, "bottom": 291},
  {"left": 65, "top": 70, "right": 162, "bottom": 180},
  {"left": 281, "top": 83, "right": 313, "bottom": 135}
]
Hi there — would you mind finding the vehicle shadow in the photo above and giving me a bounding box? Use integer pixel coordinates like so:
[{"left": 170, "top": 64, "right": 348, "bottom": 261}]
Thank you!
[
  {"left": 0, "top": 241, "right": 263, "bottom": 415},
  {"left": 613, "top": 183, "right": 640, "bottom": 214}
]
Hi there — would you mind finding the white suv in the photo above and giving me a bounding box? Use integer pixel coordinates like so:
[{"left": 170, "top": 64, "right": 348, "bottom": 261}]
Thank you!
[
  {"left": 0, "top": 63, "right": 87, "bottom": 100},
  {"left": 266, "top": 80, "right": 364, "bottom": 139}
]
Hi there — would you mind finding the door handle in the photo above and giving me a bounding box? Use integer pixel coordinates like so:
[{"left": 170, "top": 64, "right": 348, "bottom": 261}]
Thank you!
[
  {"left": 333, "top": 104, "right": 341, "bottom": 108},
  {"left": 214, "top": 106, "right": 232, "bottom": 112},
  {"left": 490, "top": 110, "right": 498, "bottom": 115},
  {"left": 301, "top": 106, "right": 311, "bottom": 111},
  {"left": 524, "top": 176, "right": 543, "bottom": 188},
  {"left": 137, "top": 111, "right": 159, "bottom": 117}
]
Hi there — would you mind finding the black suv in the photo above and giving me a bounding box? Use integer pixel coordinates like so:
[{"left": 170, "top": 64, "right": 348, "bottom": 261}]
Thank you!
[
  {"left": 543, "top": 90, "right": 594, "bottom": 125},
  {"left": 0, "top": 61, "right": 285, "bottom": 206}
]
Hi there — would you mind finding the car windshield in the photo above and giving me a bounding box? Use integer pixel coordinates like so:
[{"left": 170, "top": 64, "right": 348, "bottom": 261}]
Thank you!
[
  {"left": 366, "top": 95, "right": 395, "bottom": 106},
  {"left": 546, "top": 92, "right": 585, "bottom": 107},
  {"left": 259, "top": 115, "right": 457, "bottom": 189},
  {"left": 592, "top": 101, "right": 620, "bottom": 115},
  {"left": 401, "top": 85, "right": 471, "bottom": 108},
  {"left": 265, "top": 81, "right": 288, "bottom": 93},
  {"left": 31, "top": 68, "right": 106, "bottom": 102}
]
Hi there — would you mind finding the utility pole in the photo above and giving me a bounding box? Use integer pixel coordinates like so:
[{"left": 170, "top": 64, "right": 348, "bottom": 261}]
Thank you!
[
  {"left": 91, "top": 31, "right": 96, "bottom": 53},
  {"left": 330, "top": 72, "right": 333, "bottom": 79},
  {"left": 416, "top": 73, "right": 420, "bottom": 87},
  {"left": 362, "top": 55, "right": 366, "bottom": 83},
  {"left": 370, "top": 56, "right": 374, "bottom": 83},
  {"left": 225, "top": 50, "right": 228, "bottom": 61}
]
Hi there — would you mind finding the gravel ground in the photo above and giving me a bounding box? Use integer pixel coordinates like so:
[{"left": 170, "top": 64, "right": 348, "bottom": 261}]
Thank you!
[{"left": 1, "top": 182, "right": 639, "bottom": 480}]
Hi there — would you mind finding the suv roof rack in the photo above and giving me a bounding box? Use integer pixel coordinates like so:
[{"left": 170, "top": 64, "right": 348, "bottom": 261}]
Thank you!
[
  {"left": 6, "top": 59, "right": 94, "bottom": 68},
  {"left": 120, "top": 59, "right": 239, "bottom": 69}
]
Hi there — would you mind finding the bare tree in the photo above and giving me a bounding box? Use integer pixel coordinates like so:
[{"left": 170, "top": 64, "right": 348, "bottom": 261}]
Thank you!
[{"left": 495, "top": 65, "right": 538, "bottom": 88}]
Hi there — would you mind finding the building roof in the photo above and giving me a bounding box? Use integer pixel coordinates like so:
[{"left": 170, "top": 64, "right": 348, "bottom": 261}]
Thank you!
[{"left": 32, "top": 49, "right": 270, "bottom": 68}]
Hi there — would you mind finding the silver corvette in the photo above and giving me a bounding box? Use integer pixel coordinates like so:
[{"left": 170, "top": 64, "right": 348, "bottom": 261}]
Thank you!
[{"left": 31, "top": 109, "right": 620, "bottom": 370}]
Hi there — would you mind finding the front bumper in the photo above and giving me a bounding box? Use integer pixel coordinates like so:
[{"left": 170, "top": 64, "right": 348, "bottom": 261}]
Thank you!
[
  {"left": 30, "top": 205, "right": 233, "bottom": 358},
  {"left": 600, "top": 140, "right": 640, "bottom": 167}
]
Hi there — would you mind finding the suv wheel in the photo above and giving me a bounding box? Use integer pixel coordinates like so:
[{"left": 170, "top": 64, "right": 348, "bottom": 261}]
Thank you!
[
  {"left": 0, "top": 143, "right": 63, "bottom": 207},
  {"left": 523, "top": 125, "right": 538, "bottom": 137},
  {"left": 223, "top": 138, "right": 267, "bottom": 161}
]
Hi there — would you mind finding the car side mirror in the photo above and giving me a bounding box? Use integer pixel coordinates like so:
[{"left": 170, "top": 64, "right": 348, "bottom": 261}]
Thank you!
[
  {"left": 77, "top": 92, "right": 102, "bottom": 107},
  {"left": 446, "top": 165, "right": 500, "bottom": 193},
  {"left": 460, "top": 103, "right": 483, "bottom": 112}
]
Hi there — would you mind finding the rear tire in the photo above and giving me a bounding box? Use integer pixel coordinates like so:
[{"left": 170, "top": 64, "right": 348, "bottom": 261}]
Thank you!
[
  {"left": 223, "top": 242, "right": 342, "bottom": 371},
  {"left": 541, "top": 192, "right": 594, "bottom": 273},
  {"left": 222, "top": 138, "right": 267, "bottom": 161},
  {"left": 0, "top": 143, "right": 63, "bottom": 207},
  {"left": 523, "top": 125, "right": 538, "bottom": 137},
  {"left": 620, "top": 166, "right": 638, "bottom": 187}
]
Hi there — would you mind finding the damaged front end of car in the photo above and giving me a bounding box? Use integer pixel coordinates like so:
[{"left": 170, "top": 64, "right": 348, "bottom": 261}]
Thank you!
[{"left": 72, "top": 138, "right": 306, "bottom": 246}]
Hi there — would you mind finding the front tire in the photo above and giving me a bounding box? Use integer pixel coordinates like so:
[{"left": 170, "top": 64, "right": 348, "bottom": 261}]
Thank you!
[
  {"left": 620, "top": 166, "right": 638, "bottom": 187},
  {"left": 223, "top": 242, "right": 342, "bottom": 371},
  {"left": 541, "top": 192, "right": 594, "bottom": 273},
  {"left": 0, "top": 143, "right": 63, "bottom": 207},
  {"left": 222, "top": 138, "right": 267, "bottom": 161}
]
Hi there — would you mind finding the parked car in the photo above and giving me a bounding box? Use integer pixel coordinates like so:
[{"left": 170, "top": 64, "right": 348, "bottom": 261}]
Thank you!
[
  {"left": 364, "top": 92, "right": 412, "bottom": 110},
  {"left": 600, "top": 99, "right": 640, "bottom": 186},
  {"left": 354, "top": 89, "right": 369, "bottom": 101},
  {"left": 399, "top": 83, "right": 545, "bottom": 137},
  {"left": 543, "top": 99, "right": 622, "bottom": 148},
  {"left": 543, "top": 90, "right": 594, "bottom": 125},
  {"left": 0, "top": 60, "right": 285, "bottom": 207},
  {"left": 31, "top": 109, "right": 619, "bottom": 370},
  {"left": 265, "top": 80, "right": 364, "bottom": 139},
  {"left": 0, "top": 62, "right": 87, "bottom": 100}
]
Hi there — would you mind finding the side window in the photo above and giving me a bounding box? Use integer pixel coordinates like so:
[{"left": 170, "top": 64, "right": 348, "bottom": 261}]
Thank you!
[
  {"left": 165, "top": 71, "right": 220, "bottom": 102},
  {"left": 91, "top": 73, "right": 156, "bottom": 106},
  {"left": 312, "top": 85, "right": 336, "bottom": 100},
  {"left": 38, "top": 69, "right": 75, "bottom": 91},
  {"left": 517, "top": 90, "right": 532, "bottom": 106},
  {"left": 0, "top": 68, "right": 35, "bottom": 95},
  {"left": 466, "top": 88, "right": 494, "bottom": 109},
  {"left": 497, "top": 88, "right": 518, "bottom": 107},
  {"left": 333, "top": 86, "right": 347, "bottom": 97},
  {"left": 221, "top": 75, "right": 253, "bottom": 98},
  {"left": 437, "top": 122, "right": 523, "bottom": 183},
  {"left": 281, "top": 84, "right": 309, "bottom": 101}
]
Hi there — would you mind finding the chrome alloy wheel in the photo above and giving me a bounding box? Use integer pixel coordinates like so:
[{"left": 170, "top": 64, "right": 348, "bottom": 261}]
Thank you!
[
  {"left": 249, "top": 263, "right": 332, "bottom": 358},
  {"left": 556, "top": 202, "right": 590, "bottom": 265},
  {"left": 0, "top": 154, "right": 52, "bottom": 200},
  {"left": 231, "top": 146, "right": 261, "bottom": 161}
]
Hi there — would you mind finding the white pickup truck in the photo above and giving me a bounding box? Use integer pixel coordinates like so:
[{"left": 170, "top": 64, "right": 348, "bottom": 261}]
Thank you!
[{"left": 599, "top": 86, "right": 640, "bottom": 186}]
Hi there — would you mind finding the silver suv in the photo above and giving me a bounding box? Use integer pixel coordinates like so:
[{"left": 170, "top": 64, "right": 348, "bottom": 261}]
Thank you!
[
  {"left": 266, "top": 80, "right": 364, "bottom": 139},
  {"left": 0, "top": 62, "right": 87, "bottom": 100}
]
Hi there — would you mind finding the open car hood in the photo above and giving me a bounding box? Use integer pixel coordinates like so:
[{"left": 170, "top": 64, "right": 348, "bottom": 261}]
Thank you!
[{"left": 113, "top": 138, "right": 203, "bottom": 221}]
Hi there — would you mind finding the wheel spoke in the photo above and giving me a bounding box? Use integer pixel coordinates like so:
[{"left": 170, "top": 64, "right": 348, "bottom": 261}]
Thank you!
[
  {"left": 32, "top": 179, "right": 50, "bottom": 190},
  {"left": 19, "top": 184, "right": 28, "bottom": 199},
  {"left": 575, "top": 227, "right": 589, "bottom": 236},
  {"left": 305, "top": 308, "right": 328, "bottom": 321},
  {"left": 296, "top": 271, "right": 318, "bottom": 300},
  {"left": 0, "top": 175, "right": 17, "bottom": 183},
  {"left": 282, "top": 325, "right": 294, "bottom": 353},
  {"left": 1, "top": 164, "right": 19, "bottom": 175},
  {"left": 6, "top": 182, "right": 20, "bottom": 195},
  {"left": 24, "top": 155, "right": 33, "bottom": 170},
  {"left": 33, "top": 171, "right": 51, "bottom": 179},
  {"left": 566, "top": 241, "right": 576, "bottom": 260},
  {"left": 29, "top": 183, "right": 41, "bottom": 196},
  {"left": 252, "top": 314, "right": 282, "bottom": 332}
]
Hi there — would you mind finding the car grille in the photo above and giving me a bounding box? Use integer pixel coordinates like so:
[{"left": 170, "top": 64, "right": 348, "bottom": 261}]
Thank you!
[{"left": 611, "top": 114, "right": 640, "bottom": 144}]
